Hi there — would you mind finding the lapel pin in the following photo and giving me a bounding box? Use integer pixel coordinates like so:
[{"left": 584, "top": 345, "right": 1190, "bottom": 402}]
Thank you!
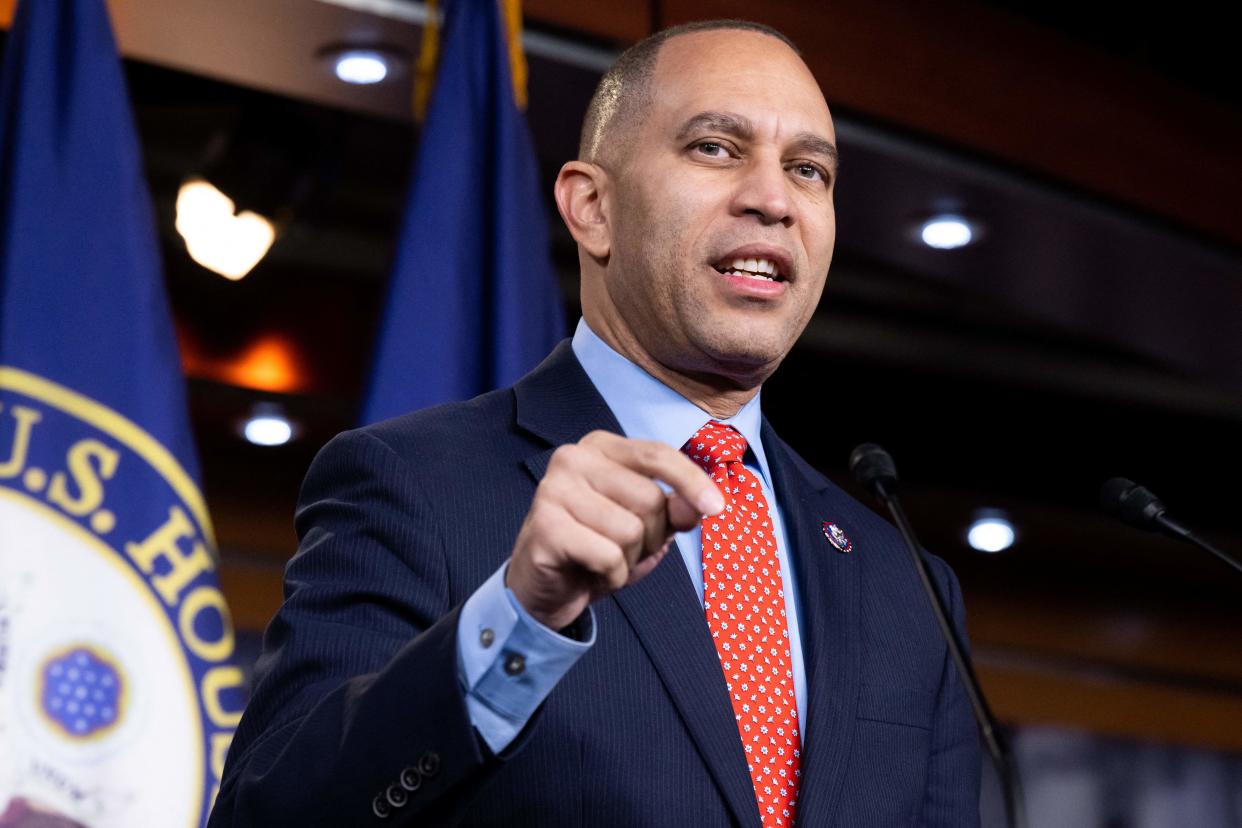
[{"left": 822, "top": 521, "right": 852, "bottom": 553}]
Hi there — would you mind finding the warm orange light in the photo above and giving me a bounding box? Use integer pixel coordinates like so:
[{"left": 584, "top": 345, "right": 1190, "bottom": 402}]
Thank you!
[
  {"left": 180, "top": 331, "right": 307, "bottom": 394},
  {"left": 222, "top": 336, "right": 303, "bottom": 393},
  {"left": 176, "top": 179, "right": 276, "bottom": 280}
]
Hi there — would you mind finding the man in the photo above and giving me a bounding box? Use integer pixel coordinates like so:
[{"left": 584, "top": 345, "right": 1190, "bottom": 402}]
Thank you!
[{"left": 211, "top": 20, "right": 981, "bottom": 827}]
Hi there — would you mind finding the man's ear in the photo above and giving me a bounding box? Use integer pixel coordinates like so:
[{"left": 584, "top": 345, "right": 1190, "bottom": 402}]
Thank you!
[{"left": 553, "top": 161, "right": 611, "bottom": 260}]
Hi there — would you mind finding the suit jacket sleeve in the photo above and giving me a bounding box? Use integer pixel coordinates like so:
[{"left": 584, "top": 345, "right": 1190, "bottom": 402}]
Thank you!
[
  {"left": 920, "top": 555, "right": 984, "bottom": 827},
  {"left": 210, "top": 428, "right": 523, "bottom": 827}
]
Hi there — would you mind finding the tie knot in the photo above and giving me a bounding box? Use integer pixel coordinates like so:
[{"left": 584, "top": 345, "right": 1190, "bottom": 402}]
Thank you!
[{"left": 681, "top": 420, "right": 748, "bottom": 471}]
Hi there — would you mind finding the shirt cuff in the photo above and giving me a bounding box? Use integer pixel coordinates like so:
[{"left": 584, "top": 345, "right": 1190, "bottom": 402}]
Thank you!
[{"left": 456, "top": 560, "right": 595, "bottom": 753}]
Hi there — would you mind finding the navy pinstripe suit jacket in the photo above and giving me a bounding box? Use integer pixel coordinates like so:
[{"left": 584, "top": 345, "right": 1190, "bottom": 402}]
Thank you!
[{"left": 209, "top": 341, "right": 982, "bottom": 827}]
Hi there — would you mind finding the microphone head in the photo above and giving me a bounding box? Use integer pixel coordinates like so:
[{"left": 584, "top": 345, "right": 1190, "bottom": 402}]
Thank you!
[
  {"left": 1099, "top": 477, "right": 1134, "bottom": 515},
  {"left": 1100, "top": 477, "right": 1167, "bottom": 530},
  {"left": 849, "top": 443, "right": 898, "bottom": 495}
]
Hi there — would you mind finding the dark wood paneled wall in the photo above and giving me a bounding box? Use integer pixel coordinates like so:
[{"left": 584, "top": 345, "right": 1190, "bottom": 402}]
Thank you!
[{"left": 525, "top": 0, "right": 1242, "bottom": 247}]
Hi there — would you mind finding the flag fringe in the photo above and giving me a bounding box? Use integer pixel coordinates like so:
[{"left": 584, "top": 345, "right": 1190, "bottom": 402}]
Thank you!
[{"left": 413, "top": 0, "right": 528, "bottom": 122}]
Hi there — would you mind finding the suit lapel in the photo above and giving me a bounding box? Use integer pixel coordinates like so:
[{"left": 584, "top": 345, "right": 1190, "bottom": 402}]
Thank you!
[
  {"left": 515, "top": 342, "right": 760, "bottom": 828},
  {"left": 609, "top": 552, "right": 761, "bottom": 828},
  {"left": 762, "top": 422, "right": 861, "bottom": 826}
]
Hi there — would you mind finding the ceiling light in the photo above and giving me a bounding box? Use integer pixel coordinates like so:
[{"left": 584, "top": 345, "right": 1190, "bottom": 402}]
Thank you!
[
  {"left": 175, "top": 178, "right": 275, "bottom": 280},
  {"left": 967, "top": 512, "right": 1016, "bottom": 553},
  {"left": 919, "top": 214, "right": 975, "bottom": 250},
  {"left": 318, "top": 44, "right": 408, "bottom": 87},
  {"left": 333, "top": 50, "right": 391, "bottom": 85},
  {"left": 241, "top": 405, "right": 295, "bottom": 447}
]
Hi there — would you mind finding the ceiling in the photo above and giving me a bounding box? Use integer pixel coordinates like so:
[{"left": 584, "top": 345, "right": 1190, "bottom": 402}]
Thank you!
[{"left": 2, "top": 0, "right": 1240, "bottom": 749}]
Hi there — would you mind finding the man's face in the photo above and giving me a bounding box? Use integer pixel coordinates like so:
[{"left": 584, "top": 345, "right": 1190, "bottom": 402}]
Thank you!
[{"left": 601, "top": 29, "right": 838, "bottom": 386}]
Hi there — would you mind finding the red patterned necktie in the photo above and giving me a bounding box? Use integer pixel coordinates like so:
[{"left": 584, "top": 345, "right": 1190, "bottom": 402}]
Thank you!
[{"left": 682, "top": 420, "right": 801, "bottom": 827}]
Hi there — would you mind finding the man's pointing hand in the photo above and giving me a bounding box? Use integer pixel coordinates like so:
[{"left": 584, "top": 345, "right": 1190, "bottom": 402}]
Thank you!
[{"left": 507, "top": 430, "right": 725, "bottom": 630}]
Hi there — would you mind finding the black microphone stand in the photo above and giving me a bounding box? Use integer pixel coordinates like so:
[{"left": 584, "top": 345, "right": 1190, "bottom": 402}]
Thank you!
[
  {"left": 1102, "top": 478, "right": 1242, "bottom": 576},
  {"left": 852, "top": 445, "right": 1027, "bottom": 828},
  {"left": 1158, "top": 515, "right": 1242, "bottom": 575}
]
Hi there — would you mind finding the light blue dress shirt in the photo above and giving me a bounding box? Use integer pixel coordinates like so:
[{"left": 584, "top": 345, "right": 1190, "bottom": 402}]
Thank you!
[{"left": 457, "top": 318, "right": 807, "bottom": 753}]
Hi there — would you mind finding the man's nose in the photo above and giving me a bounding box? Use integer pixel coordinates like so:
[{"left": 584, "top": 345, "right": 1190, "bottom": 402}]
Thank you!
[{"left": 732, "top": 155, "right": 795, "bottom": 227}]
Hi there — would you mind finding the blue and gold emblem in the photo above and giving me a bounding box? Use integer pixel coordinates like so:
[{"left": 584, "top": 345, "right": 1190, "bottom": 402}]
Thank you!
[{"left": 0, "top": 371, "right": 243, "bottom": 827}]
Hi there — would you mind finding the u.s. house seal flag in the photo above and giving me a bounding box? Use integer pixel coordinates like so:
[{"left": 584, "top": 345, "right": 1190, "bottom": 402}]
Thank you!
[{"left": 0, "top": 1, "right": 244, "bottom": 826}]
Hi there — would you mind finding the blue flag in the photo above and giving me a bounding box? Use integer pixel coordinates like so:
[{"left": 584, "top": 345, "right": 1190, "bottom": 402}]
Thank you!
[
  {"left": 0, "top": 1, "right": 242, "bottom": 825},
  {"left": 361, "top": 0, "right": 566, "bottom": 424}
]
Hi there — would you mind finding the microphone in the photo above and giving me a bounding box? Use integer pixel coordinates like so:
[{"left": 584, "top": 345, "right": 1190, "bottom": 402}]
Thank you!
[
  {"left": 1100, "top": 478, "right": 1241, "bottom": 575},
  {"left": 848, "top": 443, "right": 897, "bottom": 496},
  {"left": 850, "top": 443, "right": 1026, "bottom": 828}
]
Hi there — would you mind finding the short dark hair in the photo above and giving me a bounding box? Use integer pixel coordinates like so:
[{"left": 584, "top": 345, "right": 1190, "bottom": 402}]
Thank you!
[{"left": 578, "top": 20, "right": 800, "bottom": 164}]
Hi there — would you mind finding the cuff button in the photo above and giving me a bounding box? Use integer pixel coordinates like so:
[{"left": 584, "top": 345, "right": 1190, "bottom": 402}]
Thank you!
[
  {"left": 386, "top": 784, "right": 408, "bottom": 808},
  {"left": 399, "top": 766, "right": 422, "bottom": 791},
  {"left": 418, "top": 751, "right": 441, "bottom": 778},
  {"left": 372, "top": 794, "right": 391, "bottom": 819}
]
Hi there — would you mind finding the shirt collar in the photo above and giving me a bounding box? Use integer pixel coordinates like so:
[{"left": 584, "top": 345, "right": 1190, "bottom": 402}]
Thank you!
[{"left": 570, "top": 317, "right": 772, "bottom": 486}]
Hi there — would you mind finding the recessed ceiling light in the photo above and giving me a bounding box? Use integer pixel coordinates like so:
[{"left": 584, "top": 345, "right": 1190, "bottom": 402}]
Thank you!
[
  {"left": 241, "top": 406, "right": 295, "bottom": 446},
  {"left": 967, "top": 512, "right": 1016, "bottom": 553},
  {"left": 332, "top": 50, "right": 391, "bottom": 85},
  {"left": 919, "top": 214, "right": 975, "bottom": 250}
]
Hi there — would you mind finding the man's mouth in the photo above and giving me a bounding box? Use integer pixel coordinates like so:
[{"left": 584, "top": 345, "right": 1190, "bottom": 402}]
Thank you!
[{"left": 712, "top": 257, "right": 786, "bottom": 283}]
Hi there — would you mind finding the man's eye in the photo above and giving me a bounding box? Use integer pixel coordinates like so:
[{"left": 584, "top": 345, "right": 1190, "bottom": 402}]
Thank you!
[
  {"left": 695, "top": 142, "right": 726, "bottom": 157},
  {"left": 792, "top": 163, "right": 825, "bottom": 182}
]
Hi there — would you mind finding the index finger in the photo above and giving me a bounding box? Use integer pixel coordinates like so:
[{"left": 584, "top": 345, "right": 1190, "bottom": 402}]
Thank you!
[{"left": 583, "top": 432, "right": 725, "bottom": 515}]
